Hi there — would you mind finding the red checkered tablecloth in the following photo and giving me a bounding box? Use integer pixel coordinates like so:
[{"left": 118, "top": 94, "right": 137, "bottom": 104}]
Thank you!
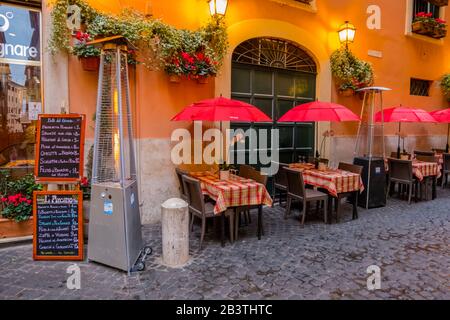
[
  {"left": 189, "top": 172, "right": 273, "bottom": 215},
  {"left": 288, "top": 166, "right": 364, "bottom": 198},
  {"left": 385, "top": 159, "right": 441, "bottom": 181},
  {"left": 412, "top": 161, "right": 441, "bottom": 181}
]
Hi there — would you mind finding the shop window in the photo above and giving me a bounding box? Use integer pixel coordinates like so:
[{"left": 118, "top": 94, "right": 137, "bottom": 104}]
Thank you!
[
  {"left": 0, "top": 3, "right": 42, "bottom": 175},
  {"left": 410, "top": 78, "right": 432, "bottom": 96}
]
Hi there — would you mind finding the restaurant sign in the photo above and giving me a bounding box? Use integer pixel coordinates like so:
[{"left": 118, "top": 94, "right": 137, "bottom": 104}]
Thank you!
[{"left": 0, "top": 5, "right": 40, "bottom": 65}]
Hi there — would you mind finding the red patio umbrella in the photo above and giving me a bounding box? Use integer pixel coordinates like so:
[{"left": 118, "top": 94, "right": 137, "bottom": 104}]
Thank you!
[
  {"left": 430, "top": 108, "right": 450, "bottom": 152},
  {"left": 375, "top": 106, "right": 437, "bottom": 158},
  {"left": 171, "top": 96, "right": 272, "bottom": 162},
  {"left": 171, "top": 97, "right": 272, "bottom": 122},
  {"left": 277, "top": 101, "right": 360, "bottom": 158},
  {"left": 277, "top": 101, "right": 360, "bottom": 122}
]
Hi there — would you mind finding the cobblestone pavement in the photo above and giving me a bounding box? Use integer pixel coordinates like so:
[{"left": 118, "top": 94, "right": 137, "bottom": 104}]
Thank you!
[{"left": 0, "top": 189, "right": 449, "bottom": 300}]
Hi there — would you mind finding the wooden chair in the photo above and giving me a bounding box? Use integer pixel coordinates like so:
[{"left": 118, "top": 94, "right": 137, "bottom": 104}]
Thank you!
[
  {"left": 415, "top": 154, "right": 436, "bottom": 163},
  {"left": 442, "top": 153, "right": 450, "bottom": 188},
  {"left": 390, "top": 152, "right": 411, "bottom": 160},
  {"left": 336, "top": 162, "right": 363, "bottom": 221},
  {"left": 238, "top": 164, "right": 254, "bottom": 179},
  {"left": 175, "top": 167, "right": 188, "bottom": 202},
  {"left": 414, "top": 150, "right": 435, "bottom": 158},
  {"left": 284, "top": 168, "right": 328, "bottom": 225},
  {"left": 182, "top": 175, "right": 234, "bottom": 249},
  {"left": 386, "top": 158, "right": 417, "bottom": 205},
  {"left": 234, "top": 169, "right": 268, "bottom": 241},
  {"left": 272, "top": 162, "right": 289, "bottom": 206}
]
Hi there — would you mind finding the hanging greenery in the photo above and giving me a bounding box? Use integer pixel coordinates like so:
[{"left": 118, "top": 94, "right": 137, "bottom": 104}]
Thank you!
[
  {"left": 441, "top": 74, "right": 450, "bottom": 99},
  {"left": 49, "top": 0, "right": 228, "bottom": 78},
  {"left": 330, "top": 48, "right": 374, "bottom": 94}
]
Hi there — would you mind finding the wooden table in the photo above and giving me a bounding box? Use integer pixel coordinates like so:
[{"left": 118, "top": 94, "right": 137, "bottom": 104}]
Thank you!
[{"left": 189, "top": 172, "right": 273, "bottom": 241}]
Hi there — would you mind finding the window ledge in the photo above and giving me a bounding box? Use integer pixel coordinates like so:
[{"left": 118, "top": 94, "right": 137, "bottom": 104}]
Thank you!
[
  {"left": 269, "top": 0, "right": 317, "bottom": 13},
  {"left": 405, "top": 32, "right": 445, "bottom": 45}
]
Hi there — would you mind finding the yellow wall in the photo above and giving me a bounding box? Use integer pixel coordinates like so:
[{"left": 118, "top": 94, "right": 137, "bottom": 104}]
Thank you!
[{"left": 70, "top": 0, "right": 450, "bottom": 139}]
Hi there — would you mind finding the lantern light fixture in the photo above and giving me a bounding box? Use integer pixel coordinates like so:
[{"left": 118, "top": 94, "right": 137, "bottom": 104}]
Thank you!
[
  {"left": 338, "top": 21, "right": 356, "bottom": 48},
  {"left": 208, "top": 0, "right": 228, "bottom": 16}
]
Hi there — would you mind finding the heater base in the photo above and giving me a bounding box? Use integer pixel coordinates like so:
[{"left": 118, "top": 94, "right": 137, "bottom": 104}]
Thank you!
[{"left": 88, "top": 181, "right": 143, "bottom": 272}]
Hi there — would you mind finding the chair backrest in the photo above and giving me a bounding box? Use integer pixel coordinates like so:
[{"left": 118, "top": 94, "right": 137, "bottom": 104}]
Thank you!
[
  {"left": 338, "top": 162, "right": 363, "bottom": 175},
  {"left": 414, "top": 150, "right": 435, "bottom": 157},
  {"left": 182, "top": 175, "right": 205, "bottom": 215},
  {"left": 390, "top": 152, "right": 399, "bottom": 159},
  {"left": 307, "top": 156, "right": 329, "bottom": 166},
  {"left": 443, "top": 153, "right": 450, "bottom": 171},
  {"left": 285, "top": 168, "right": 306, "bottom": 199},
  {"left": 248, "top": 169, "right": 269, "bottom": 186},
  {"left": 238, "top": 164, "right": 254, "bottom": 179},
  {"left": 388, "top": 158, "right": 413, "bottom": 182},
  {"left": 415, "top": 154, "right": 436, "bottom": 163},
  {"left": 272, "top": 162, "right": 289, "bottom": 187},
  {"left": 175, "top": 167, "right": 188, "bottom": 198}
]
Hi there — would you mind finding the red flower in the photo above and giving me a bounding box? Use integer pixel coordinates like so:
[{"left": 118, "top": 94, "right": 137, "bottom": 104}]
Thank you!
[
  {"left": 81, "top": 177, "right": 89, "bottom": 187},
  {"left": 436, "top": 18, "right": 446, "bottom": 24},
  {"left": 196, "top": 52, "right": 205, "bottom": 61},
  {"left": 26, "top": 200, "right": 32, "bottom": 205},
  {"left": 1, "top": 197, "right": 7, "bottom": 203}
]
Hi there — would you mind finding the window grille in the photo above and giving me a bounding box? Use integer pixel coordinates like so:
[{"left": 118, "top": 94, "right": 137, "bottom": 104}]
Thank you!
[
  {"left": 410, "top": 78, "right": 431, "bottom": 96},
  {"left": 232, "top": 38, "right": 317, "bottom": 74}
]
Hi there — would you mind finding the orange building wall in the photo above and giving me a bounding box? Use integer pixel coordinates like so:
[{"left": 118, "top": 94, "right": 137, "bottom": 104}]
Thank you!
[{"left": 69, "top": 0, "right": 450, "bottom": 139}]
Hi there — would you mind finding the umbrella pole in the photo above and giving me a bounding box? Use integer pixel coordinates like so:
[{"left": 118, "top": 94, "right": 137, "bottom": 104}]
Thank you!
[
  {"left": 397, "top": 122, "right": 401, "bottom": 159},
  {"left": 447, "top": 124, "right": 450, "bottom": 153}
]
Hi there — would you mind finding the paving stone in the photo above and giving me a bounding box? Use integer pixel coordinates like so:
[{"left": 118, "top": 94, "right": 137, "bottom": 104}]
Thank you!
[{"left": 1, "top": 189, "right": 449, "bottom": 299}]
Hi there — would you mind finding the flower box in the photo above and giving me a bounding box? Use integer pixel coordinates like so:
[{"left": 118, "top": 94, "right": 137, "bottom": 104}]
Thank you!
[
  {"left": 428, "top": 0, "right": 448, "bottom": 6},
  {"left": 432, "top": 27, "right": 447, "bottom": 39},
  {"left": 412, "top": 21, "right": 435, "bottom": 36},
  {"left": 0, "top": 218, "right": 33, "bottom": 239},
  {"left": 80, "top": 56, "right": 100, "bottom": 72}
]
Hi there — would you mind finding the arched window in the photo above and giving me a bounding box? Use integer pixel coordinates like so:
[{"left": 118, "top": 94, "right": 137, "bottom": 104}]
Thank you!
[{"left": 232, "top": 37, "right": 317, "bottom": 73}]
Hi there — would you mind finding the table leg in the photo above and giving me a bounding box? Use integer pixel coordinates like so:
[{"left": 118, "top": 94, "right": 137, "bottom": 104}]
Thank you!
[
  {"left": 336, "top": 196, "right": 341, "bottom": 223},
  {"left": 432, "top": 176, "right": 437, "bottom": 200},
  {"left": 221, "top": 213, "right": 225, "bottom": 247},
  {"left": 352, "top": 191, "right": 359, "bottom": 220},
  {"left": 257, "top": 205, "right": 262, "bottom": 240}
]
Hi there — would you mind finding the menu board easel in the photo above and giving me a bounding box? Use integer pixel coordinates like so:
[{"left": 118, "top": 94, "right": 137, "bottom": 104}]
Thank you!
[
  {"left": 33, "top": 191, "right": 83, "bottom": 261},
  {"left": 35, "top": 114, "right": 86, "bottom": 183},
  {"left": 33, "top": 114, "right": 86, "bottom": 261}
]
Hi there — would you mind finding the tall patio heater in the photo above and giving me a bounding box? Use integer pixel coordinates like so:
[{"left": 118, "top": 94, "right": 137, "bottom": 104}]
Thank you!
[
  {"left": 353, "top": 87, "right": 391, "bottom": 209},
  {"left": 87, "top": 36, "right": 148, "bottom": 273}
]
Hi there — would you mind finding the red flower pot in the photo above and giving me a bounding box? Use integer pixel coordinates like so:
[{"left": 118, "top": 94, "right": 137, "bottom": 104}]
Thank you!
[{"left": 80, "top": 56, "right": 100, "bottom": 72}]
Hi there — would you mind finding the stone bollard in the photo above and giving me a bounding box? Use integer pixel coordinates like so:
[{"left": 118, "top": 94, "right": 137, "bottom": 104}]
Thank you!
[{"left": 161, "top": 198, "right": 190, "bottom": 267}]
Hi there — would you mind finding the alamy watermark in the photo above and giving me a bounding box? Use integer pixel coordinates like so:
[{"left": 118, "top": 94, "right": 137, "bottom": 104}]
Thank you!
[
  {"left": 171, "top": 122, "right": 280, "bottom": 175},
  {"left": 66, "top": 264, "right": 81, "bottom": 290}
]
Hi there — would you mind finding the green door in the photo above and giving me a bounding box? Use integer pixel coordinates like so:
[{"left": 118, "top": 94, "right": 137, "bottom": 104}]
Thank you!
[{"left": 230, "top": 38, "right": 317, "bottom": 167}]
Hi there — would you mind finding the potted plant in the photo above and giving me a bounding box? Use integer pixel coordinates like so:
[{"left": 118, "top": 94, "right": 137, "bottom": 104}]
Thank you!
[
  {"left": 73, "top": 32, "right": 101, "bottom": 72},
  {"left": 219, "top": 162, "right": 233, "bottom": 180},
  {"left": 0, "top": 173, "right": 42, "bottom": 238},
  {"left": 330, "top": 48, "right": 374, "bottom": 96}
]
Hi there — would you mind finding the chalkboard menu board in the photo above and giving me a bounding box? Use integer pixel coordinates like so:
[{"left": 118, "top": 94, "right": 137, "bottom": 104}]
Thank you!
[
  {"left": 33, "top": 191, "right": 83, "bottom": 261},
  {"left": 35, "top": 114, "right": 86, "bottom": 183}
]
